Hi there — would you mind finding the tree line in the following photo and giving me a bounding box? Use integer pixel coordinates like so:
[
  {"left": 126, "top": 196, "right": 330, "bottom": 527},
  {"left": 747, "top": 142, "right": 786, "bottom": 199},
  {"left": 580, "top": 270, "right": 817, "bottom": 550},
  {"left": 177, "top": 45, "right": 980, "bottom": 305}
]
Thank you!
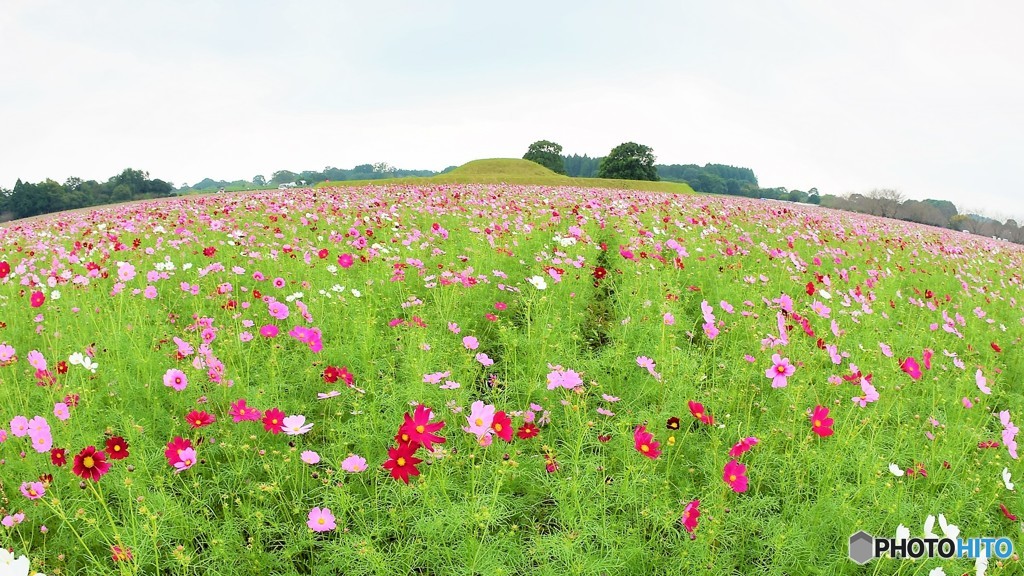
[
  {"left": 525, "top": 139, "right": 1024, "bottom": 244},
  {"left": 0, "top": 169, "right": 173, "bottom": 221}
]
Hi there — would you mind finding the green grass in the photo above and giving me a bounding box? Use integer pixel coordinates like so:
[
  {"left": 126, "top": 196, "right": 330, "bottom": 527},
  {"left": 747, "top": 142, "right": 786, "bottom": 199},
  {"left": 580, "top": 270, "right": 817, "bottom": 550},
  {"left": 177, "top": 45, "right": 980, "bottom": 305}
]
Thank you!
[{"left": 316, "top": 158, "right": 695, "bottom": 194}]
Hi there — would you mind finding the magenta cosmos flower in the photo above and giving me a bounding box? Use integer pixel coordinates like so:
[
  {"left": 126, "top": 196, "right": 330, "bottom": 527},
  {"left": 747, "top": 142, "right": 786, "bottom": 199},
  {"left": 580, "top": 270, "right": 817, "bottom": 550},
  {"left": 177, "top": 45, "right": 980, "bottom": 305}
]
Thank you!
[
  {"left": 723, "top": 459, "right": 749, "bottom": 493},
  {"left": 765, "top": 354, "right": 795, "bottom": 388}
]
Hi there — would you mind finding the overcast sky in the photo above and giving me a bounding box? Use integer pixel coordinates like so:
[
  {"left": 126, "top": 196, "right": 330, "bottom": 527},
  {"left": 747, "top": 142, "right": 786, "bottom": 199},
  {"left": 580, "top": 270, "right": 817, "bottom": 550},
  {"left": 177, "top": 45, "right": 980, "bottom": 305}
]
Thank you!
[{"left": 2, "top": 1, "right": 1022, "bottom": 219}]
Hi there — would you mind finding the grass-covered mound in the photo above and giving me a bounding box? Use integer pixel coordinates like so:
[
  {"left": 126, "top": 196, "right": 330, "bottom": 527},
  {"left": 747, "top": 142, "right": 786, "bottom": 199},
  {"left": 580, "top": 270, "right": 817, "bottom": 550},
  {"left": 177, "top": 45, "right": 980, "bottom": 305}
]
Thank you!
[{"left": 317, "top": 158, "right": 695, "bottom": 194}]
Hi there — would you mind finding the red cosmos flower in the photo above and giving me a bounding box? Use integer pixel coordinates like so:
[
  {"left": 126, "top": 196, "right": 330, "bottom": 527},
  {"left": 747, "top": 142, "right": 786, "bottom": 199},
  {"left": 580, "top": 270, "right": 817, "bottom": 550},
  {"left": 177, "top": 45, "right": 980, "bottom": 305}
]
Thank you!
[
  {"left": 30, "top": 291, "right": 45, "bottom": 308},
  {"left": 992, "top": 342, "right": 1002, "bottom": 353},
  {"left": 186, "top": 410, "right": 216, "bottom": 428},
  {"left": 322, "top": 365, "right": 341, "bottom": 384},
  {"left": 64, "top": 393, "right": 80, "bottom": 407},
  {"left": 399, "top": 404, "right": 446, "bottom": 451},
  {"left": 688, "top": 401, "right": 714, "bottom": 426},
  {"left": 517, "top": 423, "right": 540, "bottom": 439},
  {"left": 0, "top": 261, "right": 9, "bottom": 278},
  {"left": 203, "top": 246, "right": 216, "bottom": 257},
  {"left": 72, "top": 446, "right": 111, "bottom": 481},
  {"left": 491, "top": 411, "right": 513, "bottom": 443},
  {"left": 105, "top": 436, "right": 130, "bottom": 460},
  {"left": 810, "top": 405, "right": 834, "bottom": 437},
  {"left": 593, "top": 266, "right": 607, "bottom": 280},
  {"left": 805, "top": 281, "right": 815, "bottom": 296},
  {"left": 382, "top": 443, "right": 422, "bottom": 484},
  {"left": 262, "top": 408, "right": 286, "bottom": 434},
  {"left": 633, "top": 425, "right": 661, "bottom": 459},
  {"left": 681, "top": 499, "right": 700, "bottom": 534},
  {"left": 164, "top": 437, "right": 193, "bottom": 467},
  {"left": 50, "top": 447, "right": 67, "bottom": 467},
  {"left": 317, "top": 249, "right": 329, "bottom": 259},
  {"left": 56, "top": 361, "right": 69, "bottom": 374},
  {"left": 666, "top": 416, "right": 681, "bottom": 430},
  {"left": 1000, "top": 503, "right": 1017, "bottom": 521},
  {"left": 252, "top": 289, "right": 262, "bottom": 300},
  {"left": 111, "top": 545, "right": 133, "bottom": 563},
  {"left": 979, "top": 440, "right": 1000, "bottom": 449},
  {"left": 597, "top": 434, "right": 612, "bottom": 443}
]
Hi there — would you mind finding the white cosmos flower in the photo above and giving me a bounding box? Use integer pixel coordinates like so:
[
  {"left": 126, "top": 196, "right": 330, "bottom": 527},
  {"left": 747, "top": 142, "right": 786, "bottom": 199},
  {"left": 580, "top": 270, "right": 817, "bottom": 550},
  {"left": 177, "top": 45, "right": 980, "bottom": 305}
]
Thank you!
[
  {"left": 895, "top": 524, "right": 910, "bottom": 542},
  {"left": 283, "top": 415, "right": 313, "bottom": 435},
  {"left": 889, "top": 463, "right": 905, "bottom": 476},
  {"left": 527, "top": 275, "right": 548, "bottom": 290},
  {"left": 976, "top": 549, "right": 988, "bottom": 576},
  {"left": 81, "top": 357, "right": 98, "bottom": 373},
  {"left": 819, "top": 290, "right": 832, "bottom": 300},
  {"left": 50, "top": 290, "right": 61, "bottom": 300},
  {"left": 0, "top": 548, "right": 30, "bottom": 575},
  {"left": 938, "top": 514, "right": 959, "bottom": 539},
  {"left": 1003, "top": 467, "right": 1015, "bottom": 491},
  {"left": 929, "top": 567, "right": 946, "bottom": 576},
  {"left": 350, "top": 289, "right": 361, "bottom": 298},
  {"left": 924, "top": 515, "right": 938, "bottom": 539},
  {"left": 68, "top": 352, "right": 84, "bottom": 366}
]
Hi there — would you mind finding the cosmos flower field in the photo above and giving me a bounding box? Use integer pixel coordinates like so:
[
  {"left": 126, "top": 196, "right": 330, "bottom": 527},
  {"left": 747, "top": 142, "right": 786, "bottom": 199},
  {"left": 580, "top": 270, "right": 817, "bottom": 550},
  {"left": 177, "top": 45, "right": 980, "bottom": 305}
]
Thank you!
[{"left": 1, "top": 184, "right": 1022, "bottom": 575}]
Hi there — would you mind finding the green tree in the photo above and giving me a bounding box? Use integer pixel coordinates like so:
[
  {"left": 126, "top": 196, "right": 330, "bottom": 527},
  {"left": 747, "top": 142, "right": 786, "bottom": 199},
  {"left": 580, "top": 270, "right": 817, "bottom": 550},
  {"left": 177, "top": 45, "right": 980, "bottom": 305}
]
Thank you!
[
  {"left": 598, "top": 142, "right": 658, "bottom": 181},
  {"left": 523, "top": 140, "right": 566, "bottom": 174},
  {"left": 253, "top": 175, "right": 266, "bottom": 187}
]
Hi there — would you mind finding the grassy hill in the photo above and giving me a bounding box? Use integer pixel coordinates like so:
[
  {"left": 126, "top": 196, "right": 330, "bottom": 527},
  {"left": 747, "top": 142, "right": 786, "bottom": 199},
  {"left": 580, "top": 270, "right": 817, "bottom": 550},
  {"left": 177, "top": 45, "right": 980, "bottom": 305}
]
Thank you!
[{"left": 316, "top": 158, "right": 695, "bottom": 194}]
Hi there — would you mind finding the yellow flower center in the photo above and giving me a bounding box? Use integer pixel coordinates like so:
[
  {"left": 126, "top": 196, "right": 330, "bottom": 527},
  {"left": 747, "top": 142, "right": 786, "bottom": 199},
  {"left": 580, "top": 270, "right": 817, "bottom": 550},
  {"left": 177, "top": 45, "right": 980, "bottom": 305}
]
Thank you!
[
  {"left": 641, "top": 444, "right": 649, "bottom": 452},
  {"left": 114, "top": 445, "right": 121, "bottom": 451},
  {"left": 317, "top": 518, "right": 325, "bottom": 525},
  {"left": 494, "top": 423, "right": 502, "bottom": 432},
  {"left": 195, "top": 419, "right": 202, "bottom": 425},
  {"left": 475, "top": 418, "right": 483, "bottom": 426},
  {"left": 271, "top": 419, "right": 278, "bottom": 425},
  {"left": 29, "top": 489, "right": 37, "bottom": 496},
  {"left": 777, "top": 365, "right": 786, "bottom": 373},
  {"left": 729, "top": 474, "right": 737, "bottom": 482},
  {"left": 397, "top": 457, "right": 406, "bottom": 467},
  {"left": 84, "top": 456, "right": 95, "bottom": 468},
  {"left": 415, "top": 425, "right": 425, "bottom": 433},
  {"left": 814, "top": 420, "right": 821, "bottom": 427}
]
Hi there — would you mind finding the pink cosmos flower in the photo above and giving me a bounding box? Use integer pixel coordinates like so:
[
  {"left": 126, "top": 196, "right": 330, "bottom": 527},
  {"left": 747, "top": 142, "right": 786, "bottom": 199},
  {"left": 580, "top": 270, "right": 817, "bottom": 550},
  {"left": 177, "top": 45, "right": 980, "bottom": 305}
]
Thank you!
[
  {"left": 728, "top": 437, "right": 759, "bottom": 457},
  {"left": 173, "top": 447, "right": 197, "bottom": 473},
  {"left": 464, "top": 401, "right": 495, "bottom": 438},
  {"left": 301, "top": 451, "right": 321, "bottom": 464},
  {"left": 976, "top": 369, "right": 991, "bottom": 395},
  {"left": 922, "top": 348, "right": 933, "bottom": 370},
  {"left": 475, "top": 353, "right": 494, "bottom": 366},
  {"left": 21, "top": 481, "right": 45, "bottom": 500},
  {"left": 144, "top": 286, "right": 158, "bottom": 299},
  {"left": 27, "top": 350, "right": 46, "bottom": 370},
  {"left": 462, "top": 336, "right": 479, "bottom": 350},
  {"left": 282, "top": 415, "right": 313, "bottom": 435},
  {"left": 337, "top": 253, "right": 354, "bottom": 268},
  {"left": 308, "top": 507, "right": 336, "bottom": 532},
  {"left": 10, "top": 416, "right": 29, "bottom": 437},
  {"left": 341, "top": 454, "right": 367, "bottom": 473},
  {"left": 546, "top": 367, "right": 583, "bottom": 390},
  {"left": 53, "top": 402, "right": 70, "bottom": 421},
  {"left": 259, "top": 324, "right": 279, "bottom": 338},
  {"left": 268, "top": 301, "right": 289, "bottom": 320},
  {"left": 766, "top": 354, "right": 795, "bottom": 388},
  {"left": 163, "top": 368, "right": 188, "bottom": 391},
  {"left": 663, "top": 312, "right": 675, "bottom": 325}
]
